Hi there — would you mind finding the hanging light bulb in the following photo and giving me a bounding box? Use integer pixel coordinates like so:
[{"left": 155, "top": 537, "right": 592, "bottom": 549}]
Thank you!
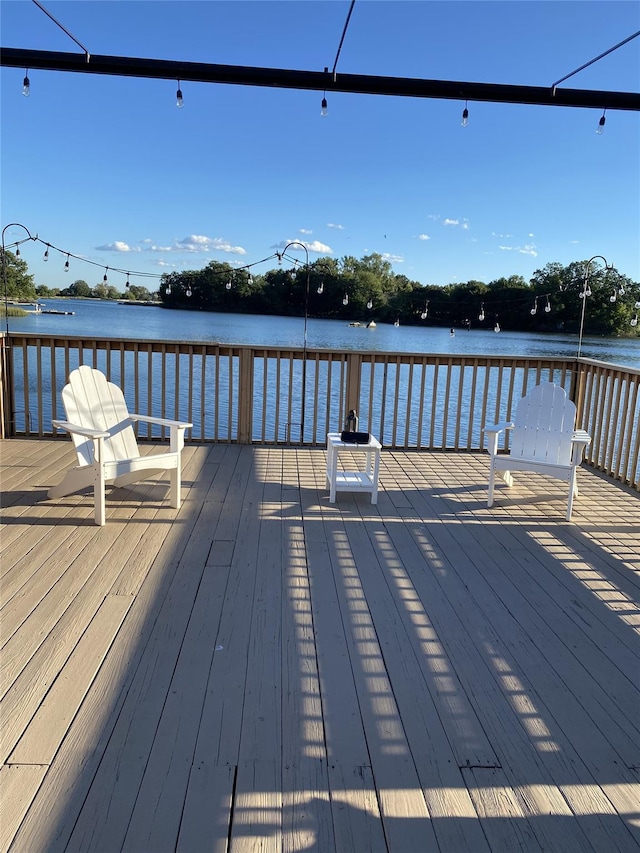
[
  {"left": 596, "top": 111, "right": 606, "bottom": 134},
  {"left": 176, "top": 80, "right": 184, "bottom": 108},
  {"left": 610, "top": 290, "right": 617, "bottom": 303},
  {"left": 317, "top": 279, "right": 324, "bottom": 295},
  {"left": 103, "top": 267, "right": 109, "bottom": 283},
  {"left": 321, "top": 96, "right": 328, "bottom": 117},
  {"left": 22, "top": 71, "right": 30, "bottom": 97},
  {"left": 166, "top": 284, "right": 172, "bottom": 295},
  {"left": 530, "top": 298, "right": 538, "bottom": 316},
  {"left": 342, "top": 293, "right": 349, "bottom": 306},
  {"left": 185, "top": 286, "right": 192, "bottom": 297},
  {"left": 15, "top": 247, "right": 21, "bottom": 258},
  {"left": 43, "top": 245, "right": 49, "bottom": 262},
  {"left": 631, "top": 314, "right": 638, "bottom": 327},
  {"left": 226, "top": 280, "right": 232, "bottom": 290},
  {"left": 367, "top": 297, "right": 373, "bottom": 310},
  {"left": 545, "top": 296, "right": 551, "bottom": 313},
  {"left": 125, "top": 274, "right": 130, "bottom": 288},
  {"left": 635, "top": 299, "right": 640, "bottom": 309},
  {"left": 494, "top": 318, "right": 500, "bottom": 332},
  {"left": 478, "top": 304, "right": 485, "bottom": 321},
  {"left": 421, "top": 301, "right": 429, "bottom": 320},
  {"left": 461, "top": 101, "right": 469, "bottom": 127},
  {"left": 618, "top": 284, "right": 625, "bottom": 295},
  {"left": 247, "top": 273, "right": 253, "bottom": 285},
  {"left": 64, "top": 254, "right": 70, "bottom": 272}
]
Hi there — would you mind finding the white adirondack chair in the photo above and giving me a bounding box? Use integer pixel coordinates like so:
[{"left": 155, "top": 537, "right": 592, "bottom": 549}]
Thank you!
[
  {"left": 484, "top": 382, "right": 591, "bottom": 521},
  {"left": 48, "top": 365, "right": 192, "bottom": 525}
]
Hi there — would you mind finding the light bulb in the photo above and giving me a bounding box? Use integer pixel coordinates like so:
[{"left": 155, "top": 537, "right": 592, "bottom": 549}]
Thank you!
[
  {"left": 321, "top": 97, "right": 328, "bottom": 117},
  {"left": 610, "top": 291, "right": 617, "bottom": 303},
  {"left": 43, "top": 246, "right": 49, "bottom": 262},
  {"left": 247, "top": 274, "right": 253, "bottom": 285},
  {"left": 176, "top": 85, "right": 183, "bottom": 108},
  {"left": 317, "top": 281, "right": 324, "bottom": 295},
  {"left": 185, "top": 287, "right": 192, "bottom": 297},
  {"left": 479, "top": 310, "right": 485, "bottom": 321},
  {"left": 635, "top": 300, "right": 640, "bottom": 309},
  {"left": 22, "top": 75, "right": 30, "bottom": 97},
  {"left": 103, "top": 269, "right": 108, "bottom": 283},
  {"left": 461, "top": 107, "right": 469, "bottom": 127},
  {"left": 64, "top": 255, "right": 70, "bottom": 272},
  {"left": 530, "top": 301, "right": 537, "bottom": 315},
  {"left": 545, "top": 298, "right": 551, "bottom": 313},
  {"left": 226, "top": 280, "right": 232, "bottom": 290},
  {"left": 585, "top": 286, "right": 592, "bottom": 297},
  {"left": 16, "top": 247, "right": 21, "bottom": 258},
  {"left": 494, "top": 322, "right": 500, "bottom": 333},
  {"left": 619, "top": 285, "right": 625, "bottom": 295},
  {"left": 343, "top": 293, "right": 349, "bottom": 306},
  {"left": 631, "top": 314, "right": 638, "bottom": 327},
  {"left": 367, "top": 298, "right": 373, "bottom": 310},
  {"left": 166, "top": 285, "right": 171, "bottom": 295},
  {"left": 125, "top": 275, "right": 130, "bottom": 288},
  {"left": 421, "top": 311, "right": 427, "bottom": 320},
  {"left": 596, "top": 114, "right": 605, "bottom": 134}
]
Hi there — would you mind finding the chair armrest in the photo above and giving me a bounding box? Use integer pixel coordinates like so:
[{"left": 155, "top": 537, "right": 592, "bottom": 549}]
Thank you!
[
  {"left": 52, "top": 420, "right": 109, "bottom": 439},
  {"left": 484, "top": 421, "right": 514, "bottom": 435},
  {"left": 571, "top": 430, "right": 591, "bottom": 446},
  {"left": 571, "top": 430, "right": 591, "bottom": 464},
  {"left": 129, "top": 414, "right": 193, "bottom": 430}
]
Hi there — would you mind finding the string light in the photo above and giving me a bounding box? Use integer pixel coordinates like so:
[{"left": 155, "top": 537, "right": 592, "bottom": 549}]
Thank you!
[
  {"left": 176, "top": 80, "right": 184, "bottom": 108},
  {"left": 530, "top": 297, "right": 538, "bottom": 315},
  {"left": 125, "top": 273, "right": 130, "bottom": 288},
  {"left": 226, "top": 279, "right": 232, "bottom": 290},
  {"left": 609, "top": 289, "right": 617, "bottom": 302},
  {"left": 185, "top": 286, "right": 192, "bottom": 297},
  {"left": 367, "top": 297, "right": 373, "bottom": 309},
  {"left": 494, "top": 316, "right": 501, "bottom": 332},
  {"left": 43, "top": 244, "right": 49, "bottom": 262},
  {"left": 478, "top": 303, "right": 485, "bottom": 321},
  {"left": 461, "top": 100, "right": 469, "bottom": 127},
  {"left": 22, "top": 71, "right": 30, "bottom": 97},
  {"left": 317, "top": 279, "right": 324, "bottom": 295},
  {"left": 596, "top": 109, "right": 606, "bottom": 134},
  {"left": 631, "top": 314, "right": 638, "bottom": 327},
  {"left": 321, "top": 96, "right": 328, "bottom": 117},
  {"left": 545, "top": 296, "right": 551, "bottom": 313},
  {"left": 103, "top": 267, "right": 109, "bottom": 283},
  {"left": 64, "top": 254, "right": 70, "bottom": 272},
  {"left": 421, "top": 301, "right": 429, "bottom": 320},
  {"left": 342, "top": 293, "right": 349, "bottom": 306}
]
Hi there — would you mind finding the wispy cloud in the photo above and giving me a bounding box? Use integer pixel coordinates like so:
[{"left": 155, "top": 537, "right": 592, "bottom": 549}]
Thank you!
[
  {"left": 327, "top": 223, "right": 344, "bottom": 230},
  {"left": 499, "top": 243, "right": 538, "bottom": 257},
  {"left": 173, "top": 235, "right": 247, "bottom": 255},
  {"left": 382, "top": 253, "right": 404, "bottom": 263},
  {"left": 417, "top": 234, "right": 431, "bottom": 241},
  {"left": 95, "top": 241, "right": 141, "bottom": 253},
  {"left": 443, "top": 218, "right": 459, "bottom": 226},
  {"left": 299, "top": 228, "right": 312, "bottom": 235},
  {"left": 444, "top": 218, "right": 470, "bottom": 229},
  {"left": 427, "top": 214, "right": 440, "bottom": 221},
  {"left": 491, "top": 232, "right": 513, "bottom": 238}
]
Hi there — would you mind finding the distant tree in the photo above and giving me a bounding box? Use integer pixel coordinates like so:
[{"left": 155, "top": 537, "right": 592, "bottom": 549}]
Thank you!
[
  {"left": 124, "top": 284, "right": 152, "bottom": 302},
  {"left": 61, "top": 279, "right": 91, "bottom": 297},
  {"left": 0, "top": 249, "right": 37, "bottom": 300}
]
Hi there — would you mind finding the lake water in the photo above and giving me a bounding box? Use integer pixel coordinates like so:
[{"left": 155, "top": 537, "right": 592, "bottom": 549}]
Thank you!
[{"left": 6, "top": 298, "right": 640, "bottom": 368}]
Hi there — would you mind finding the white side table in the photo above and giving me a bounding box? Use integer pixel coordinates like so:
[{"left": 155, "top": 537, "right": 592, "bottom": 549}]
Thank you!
[{"left": 326, "top": 432, "right": 382, "bottom": 504}]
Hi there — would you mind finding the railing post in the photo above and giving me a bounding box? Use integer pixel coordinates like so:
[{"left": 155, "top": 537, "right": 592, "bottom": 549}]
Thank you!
[
  {"left": 237, "top": 346, "right": 254, "bottom": 444},
  {"left": 345, "top": 351, "right": 362, "bottom": 425},
  {"left": 570, "top": 358, "right": 588, "bottom": 430},
  {"left": 0, "top": 333, "right": 14, "bottom": 439}
]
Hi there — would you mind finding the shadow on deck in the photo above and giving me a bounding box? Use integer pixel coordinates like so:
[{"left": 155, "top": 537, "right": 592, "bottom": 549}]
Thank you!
[{"left": 1, "top": 439, "right": 639, "bottom": 852}]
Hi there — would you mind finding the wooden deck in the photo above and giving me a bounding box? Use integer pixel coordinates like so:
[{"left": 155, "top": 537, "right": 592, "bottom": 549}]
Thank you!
[{"left": 1, "top": 438, "right": 639, "bottom": 853}]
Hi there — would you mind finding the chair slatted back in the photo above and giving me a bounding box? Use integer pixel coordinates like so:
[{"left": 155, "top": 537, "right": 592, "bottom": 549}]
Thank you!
[
  {"left": 61, "top": 365, "right": 140, "bottom": 466},
  {"left": 509, "top": 382, "right": 575, "bottom": 466}
]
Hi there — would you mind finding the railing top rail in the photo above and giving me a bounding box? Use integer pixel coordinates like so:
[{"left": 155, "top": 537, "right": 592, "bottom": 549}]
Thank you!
[{"left": 5, "top": 332, "right": 640, "bottom": 374}]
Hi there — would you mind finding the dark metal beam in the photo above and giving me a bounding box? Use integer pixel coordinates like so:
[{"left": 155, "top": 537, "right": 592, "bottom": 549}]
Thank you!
[{"left": 2, "top": 47, "right": 639, "bottom": 111}]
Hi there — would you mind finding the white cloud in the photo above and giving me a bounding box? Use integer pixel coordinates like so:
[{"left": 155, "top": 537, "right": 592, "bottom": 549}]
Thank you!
[
  {"left": 172, "top": 235, "right": 247, "bottom": 255},
  {"left": 382, "top": 253, "right": 404, "bottom": 263},
  {"left": 492, "top": 232, "right": 513, "bottom": 238},
  {"left": 427, "top": 214, "right": 440, "bottom": 220},
  {"left": 462, "top": 223, "right": 469, "bottom": 230},
  {"left": 149, "top": 245, "right": 174, "bottom": 253},
  {"left": 417, "top": 234, "right": 431, "bottom": 241},
  {"left": 95, "top": 241, "right": 140, "bottom": 253},
  {"left": 273, "top": 239, "right": 333, "bottom": 255},
  {"left": 299, "top": 228, "right": 312, "bottom": 235},
  {"left": 528, "top": 233, "right": 535, "bottom": 238},
  {"left": 443, "top": 218, "right": 459, "bottom": 226},
  {"left": 327, "top": 223, "right": 344, "bottom": 230}
]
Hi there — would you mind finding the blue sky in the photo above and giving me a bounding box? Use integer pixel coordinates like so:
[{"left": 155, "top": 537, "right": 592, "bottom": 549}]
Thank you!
[{"left": 1, "top": 0, "right": 639, "bottom": 292}]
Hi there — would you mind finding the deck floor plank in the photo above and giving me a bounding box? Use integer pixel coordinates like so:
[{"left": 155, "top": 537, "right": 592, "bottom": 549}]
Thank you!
[{"left": 1, "top": 440, "right": 639, "bottom": 853}]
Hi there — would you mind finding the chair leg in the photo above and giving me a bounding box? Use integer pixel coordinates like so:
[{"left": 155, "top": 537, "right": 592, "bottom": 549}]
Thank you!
[
  {"left": 487, "top": 462, "right": 496, "bottom": 507},
  {"left": 566, "top": 472, "right": 577, "bottom": 521},
  {"left": 170, "top": 463, "right": 181, "bottom": 509},
  {"left": 94, "top": 465, "right": 106, "bottom": 526}
]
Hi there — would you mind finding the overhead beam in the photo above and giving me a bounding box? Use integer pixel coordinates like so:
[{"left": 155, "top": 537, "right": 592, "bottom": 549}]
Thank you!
[{"left": 1, "top": 47, "right": 639, "bottom": 111}]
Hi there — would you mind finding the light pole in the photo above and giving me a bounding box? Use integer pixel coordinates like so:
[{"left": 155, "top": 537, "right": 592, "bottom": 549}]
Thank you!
[
  {"left": 2, "top": 222, "right": 37, "bottom": 334},
  {"left": 577, "top": 255, "right": 612, "bottom": 358},
  {"left": 278, "top": 241, "right": 310, "bottom": 444}
]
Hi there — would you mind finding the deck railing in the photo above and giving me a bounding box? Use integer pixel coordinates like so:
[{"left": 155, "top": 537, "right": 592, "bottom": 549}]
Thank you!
[{"left": 1, "top": 332, "right": 638, "bottom": 489}]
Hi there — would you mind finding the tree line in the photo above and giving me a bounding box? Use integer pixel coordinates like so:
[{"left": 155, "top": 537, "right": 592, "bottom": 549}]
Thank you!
[{"left": 2, "top": 248, "right": 638, "bottom": 336}]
